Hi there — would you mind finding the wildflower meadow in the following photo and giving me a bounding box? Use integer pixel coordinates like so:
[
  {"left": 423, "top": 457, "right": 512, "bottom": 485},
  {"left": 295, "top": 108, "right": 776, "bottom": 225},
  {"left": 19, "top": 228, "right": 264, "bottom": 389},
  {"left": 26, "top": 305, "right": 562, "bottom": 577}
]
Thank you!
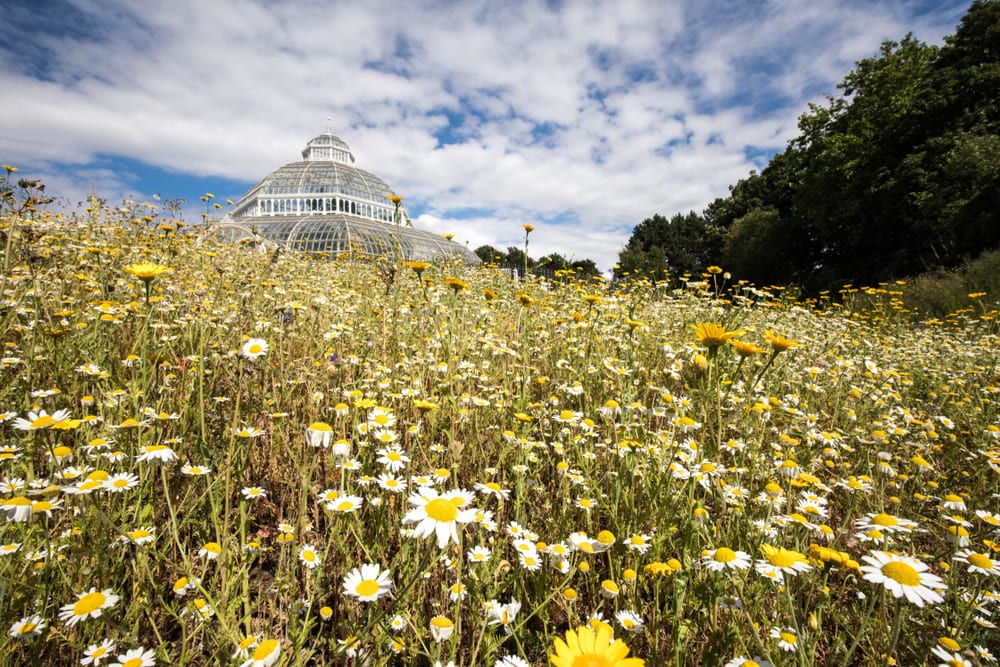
[{"left": 1, "top": 172, "right": 999, "bottom": 666}]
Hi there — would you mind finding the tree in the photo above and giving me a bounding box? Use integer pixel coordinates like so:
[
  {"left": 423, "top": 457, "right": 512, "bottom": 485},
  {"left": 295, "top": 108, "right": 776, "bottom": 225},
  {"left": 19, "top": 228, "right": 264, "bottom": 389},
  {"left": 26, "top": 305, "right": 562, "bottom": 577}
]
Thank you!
[
  {"left": 475, "top": 245, "right": 505, "bottom": 265},
  {"left": 536, "top": 252, "right": 569, "bottom": 272},
  {"left": 697, "top": 1, "right": 1000, "bottom": 291},
  {"left": 615, "top": 212, "right": 723, "bottom": 283},
  {"left": 570, "top": 258, "right": 600, "bottom": 277}
]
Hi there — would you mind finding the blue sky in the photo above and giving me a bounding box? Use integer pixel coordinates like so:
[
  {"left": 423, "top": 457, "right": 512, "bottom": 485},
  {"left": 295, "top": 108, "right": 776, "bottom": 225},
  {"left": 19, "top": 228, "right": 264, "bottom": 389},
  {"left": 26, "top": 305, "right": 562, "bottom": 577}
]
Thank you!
[{"left": 1, "top": 0, "right": 970, "bottom": 271}]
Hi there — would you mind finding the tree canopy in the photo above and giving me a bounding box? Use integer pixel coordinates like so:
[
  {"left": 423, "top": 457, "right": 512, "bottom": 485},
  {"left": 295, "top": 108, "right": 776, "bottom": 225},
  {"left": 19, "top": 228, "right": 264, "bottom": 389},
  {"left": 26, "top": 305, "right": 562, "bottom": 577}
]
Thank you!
[{"left": 617, "top": 0, "right": 1000, "bottom": 291}]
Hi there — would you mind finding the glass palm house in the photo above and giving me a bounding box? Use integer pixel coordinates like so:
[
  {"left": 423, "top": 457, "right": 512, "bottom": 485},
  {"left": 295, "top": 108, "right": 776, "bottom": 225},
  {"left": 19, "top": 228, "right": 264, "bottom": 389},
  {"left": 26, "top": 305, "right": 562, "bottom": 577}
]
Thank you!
[{"left": 203, "top": 130, "right": 480, "bottom": 264}]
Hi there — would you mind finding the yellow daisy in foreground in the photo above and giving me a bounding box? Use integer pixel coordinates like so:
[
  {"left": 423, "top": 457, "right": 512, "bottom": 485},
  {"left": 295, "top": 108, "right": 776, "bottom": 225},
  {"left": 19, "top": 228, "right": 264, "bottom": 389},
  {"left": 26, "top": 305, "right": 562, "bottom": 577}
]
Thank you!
[
  {"left": 549, "top": 623, "right": 644, "bottom": 667},
  {"left": 764, "top": 331, "right": 801, "bottom": 352},
  {"left": 691, "top": 322, "right": 745, "bottom": 349},
  {"left": 123, "top": 263, "right": 170, "bottom": 282}
]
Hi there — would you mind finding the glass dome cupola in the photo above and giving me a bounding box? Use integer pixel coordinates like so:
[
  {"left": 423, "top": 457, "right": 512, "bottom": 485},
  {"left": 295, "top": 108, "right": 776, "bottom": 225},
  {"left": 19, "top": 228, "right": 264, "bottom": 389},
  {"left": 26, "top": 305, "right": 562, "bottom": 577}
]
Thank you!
[
  {"left": 208, "top": 129, "right": 481, "bottom": 265},
  {"left": 301, "top": 132, "right": 355, "bottom": 164}
]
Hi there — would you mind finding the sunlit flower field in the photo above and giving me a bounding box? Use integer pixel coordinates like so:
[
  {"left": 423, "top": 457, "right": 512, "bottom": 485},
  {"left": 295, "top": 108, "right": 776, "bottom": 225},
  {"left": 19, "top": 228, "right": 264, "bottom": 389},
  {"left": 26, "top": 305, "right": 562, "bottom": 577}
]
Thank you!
[{"left": 2, "top": 179, "right": 999, "bottom": 666}]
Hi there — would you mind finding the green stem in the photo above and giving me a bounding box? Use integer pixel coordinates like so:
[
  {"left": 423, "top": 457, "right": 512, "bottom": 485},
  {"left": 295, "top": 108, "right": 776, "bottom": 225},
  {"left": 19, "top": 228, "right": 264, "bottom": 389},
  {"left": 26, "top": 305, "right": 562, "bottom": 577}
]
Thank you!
[{"left": 840, "top": 587, "right": 880, "bottom": 666}]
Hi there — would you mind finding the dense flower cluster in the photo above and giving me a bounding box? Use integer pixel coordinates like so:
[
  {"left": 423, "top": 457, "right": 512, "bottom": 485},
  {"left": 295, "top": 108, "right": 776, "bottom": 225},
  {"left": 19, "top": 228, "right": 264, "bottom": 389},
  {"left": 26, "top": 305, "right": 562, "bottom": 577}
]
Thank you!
[{"left": 0, "top": 194, "right": 998, "bottom": 665}]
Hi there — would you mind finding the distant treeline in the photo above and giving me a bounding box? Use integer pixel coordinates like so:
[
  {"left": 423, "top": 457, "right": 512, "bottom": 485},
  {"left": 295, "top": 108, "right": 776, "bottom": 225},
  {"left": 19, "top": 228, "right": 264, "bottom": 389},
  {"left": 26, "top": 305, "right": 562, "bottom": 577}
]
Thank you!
[
  {"left": 617, "top": 0, "right": 1000, "bottom": 292},
  {"left": 475, "top": 245, "right": 601, "bottom": 277}
]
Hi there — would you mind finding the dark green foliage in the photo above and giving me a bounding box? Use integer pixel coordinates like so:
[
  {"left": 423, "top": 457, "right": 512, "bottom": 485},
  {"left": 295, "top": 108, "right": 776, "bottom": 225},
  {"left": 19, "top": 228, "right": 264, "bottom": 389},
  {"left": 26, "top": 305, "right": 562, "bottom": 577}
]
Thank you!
[
  {"left": 474, "top": 244, "right": 505, "bottom": 264},
  {"left": 896, "top": 247, "right": 1000, "bottom": 317},
  {"left": 614, "top": 212, "right": 724, "bottom": 283},
  {"left": 473, "top": 244, "right": 600, "bottom": 277},
  {"left": 618, "top": 1, "right": 1000, "bottom": 292}
]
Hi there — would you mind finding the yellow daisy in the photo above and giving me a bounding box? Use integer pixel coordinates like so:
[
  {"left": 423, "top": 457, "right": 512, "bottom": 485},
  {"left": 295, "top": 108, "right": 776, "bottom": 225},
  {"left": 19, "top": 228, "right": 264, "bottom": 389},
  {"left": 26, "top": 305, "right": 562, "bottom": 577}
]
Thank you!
[{"left": 549, "top": 623, "right": 644, "bottom": 667}]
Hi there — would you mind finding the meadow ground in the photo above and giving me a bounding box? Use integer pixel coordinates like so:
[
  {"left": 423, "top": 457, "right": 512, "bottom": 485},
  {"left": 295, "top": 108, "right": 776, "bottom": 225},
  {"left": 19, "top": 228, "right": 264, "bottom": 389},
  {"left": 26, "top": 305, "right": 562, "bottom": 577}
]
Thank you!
[{"left": 1, "top": 181, "right": 999, "bottom": 666}]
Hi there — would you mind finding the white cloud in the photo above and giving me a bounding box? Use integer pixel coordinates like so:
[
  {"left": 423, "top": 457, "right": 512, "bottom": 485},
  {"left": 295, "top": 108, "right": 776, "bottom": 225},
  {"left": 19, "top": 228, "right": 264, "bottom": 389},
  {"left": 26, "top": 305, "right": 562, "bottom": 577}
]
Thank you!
[{"left": 0, "top": 0, "right": 970, "bottom": 271}]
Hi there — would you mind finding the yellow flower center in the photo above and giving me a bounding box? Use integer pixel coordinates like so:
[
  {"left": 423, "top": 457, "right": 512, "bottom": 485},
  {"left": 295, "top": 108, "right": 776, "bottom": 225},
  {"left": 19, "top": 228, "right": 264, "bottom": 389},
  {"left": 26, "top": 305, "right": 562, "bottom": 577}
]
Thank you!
[
  {"left": 767, "top": 549, "right": 803, "bottom": 568},
  {"left": 714, "top": 547, "right": 737, "bottom": 562},
  {"left": 967, "top": 553, "right": 993, "bottom": 569},
  {"left": 871, "top": 513, "right": 898, "bottom": 527},
  {"left": 122, "top": 659, "right": 143, "bottom": 667},
  {"left": 252, "top": 639, "right": 279, "bottom": 660},
  {"left": 882, "top": 561, "right": 920, "bottom": 586},
  {"left": 73, "top": 591, "right": 107, "bottom": 616},
  {"left": 939, "top": 636, "right": 961, "bottom": 651},
  {"left": 20, "top": 622, "right": 37, "bottom": 634},
  {"left": 32, "top": 415, "right": 56, "bottom": 428},
  {"left": 431, "top": 616, "right": 453, "bottom": 628},
  {"left": 572, "top": 655, "right": 612, "bottom": 667},
  {"left": 780, "top": 631, "right": 797, "bottom": 644},
  {"left": 425, "top": 498, "right": 459, "bottom": 522},
  {"left": 248, "top": 344, "right": 263, "bottom": 354},
  {"left": 356, "top": 579, "right": 381, "bottom": 597}
]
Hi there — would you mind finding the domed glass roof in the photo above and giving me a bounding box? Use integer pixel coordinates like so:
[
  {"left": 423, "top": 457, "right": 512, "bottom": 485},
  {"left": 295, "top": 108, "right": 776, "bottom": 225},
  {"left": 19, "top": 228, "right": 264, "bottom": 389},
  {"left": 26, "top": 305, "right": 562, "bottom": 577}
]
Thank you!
[{"left": 213, "top": 130, "right": 480, "bottom": 265}]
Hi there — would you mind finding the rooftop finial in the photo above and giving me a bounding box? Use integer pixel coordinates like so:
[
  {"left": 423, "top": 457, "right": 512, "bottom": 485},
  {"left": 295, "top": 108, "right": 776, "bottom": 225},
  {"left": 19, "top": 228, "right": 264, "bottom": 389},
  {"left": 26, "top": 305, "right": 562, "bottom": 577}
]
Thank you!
[{"left": 324, "top": 116, "right": 333, "bottom": 134}]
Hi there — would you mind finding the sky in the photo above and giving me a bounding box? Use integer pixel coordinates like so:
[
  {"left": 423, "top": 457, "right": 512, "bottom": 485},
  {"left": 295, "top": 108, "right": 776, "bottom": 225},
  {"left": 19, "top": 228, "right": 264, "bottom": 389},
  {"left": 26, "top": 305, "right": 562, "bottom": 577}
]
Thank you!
[{"left": 1, "top": 0, "right": 971, "bottom": 272}]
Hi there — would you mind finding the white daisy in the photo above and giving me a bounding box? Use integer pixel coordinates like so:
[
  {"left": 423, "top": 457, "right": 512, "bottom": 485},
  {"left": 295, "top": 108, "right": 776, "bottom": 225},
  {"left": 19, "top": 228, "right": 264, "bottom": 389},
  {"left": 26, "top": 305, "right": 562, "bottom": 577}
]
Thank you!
[
  {"left": 8, "top": 613, "right": 46, "bottom": 639},
  {"left": 239, "top": 638, "right": 281, "bottom": 667},
  {"left": 702, "top": 547, "right": 752, "bottom": 572},
  {"left": 342, "top": 563, "right": 393, "bottom": 601},
  {"left": 402, "top": 487, "right": 477, "bottom": 549},
  {"left": 115, "top": 647, "right": 157, "bottom": 666},
  {"left": 81, "top": 638, "right": 116, "bottom": 665},
  {"left": 240, "top": 338, "right": 269, "bottom": 360},
  {"left": 615, "top": 609, "right": 645, "bottom": 633},
  {"left": 860, "top": 550, "right": 946, "bottom": 607},
  {"left": 297, "top": 544, "right": 321, "bottom": 569},
  {"left": 953, "top": 549, "right": 1000, "bottom": 576},
  {"left": 12, "top": 409, "right": 72, "bottom": 431},
  {"left": 59, "top": 588, "right": 120, "bottom": 626}
]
